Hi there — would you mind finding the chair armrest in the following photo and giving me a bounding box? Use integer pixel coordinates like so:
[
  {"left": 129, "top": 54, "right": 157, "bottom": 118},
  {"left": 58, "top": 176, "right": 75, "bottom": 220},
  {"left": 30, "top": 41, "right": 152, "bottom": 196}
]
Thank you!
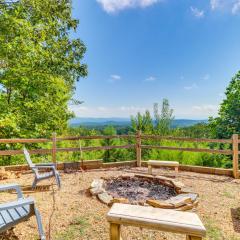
[
  {"left": 0, "top": 197, "right": 35, "bottom": 211},
  {"left": 0, "top": 184, "right": 23, "bottom": 199}
]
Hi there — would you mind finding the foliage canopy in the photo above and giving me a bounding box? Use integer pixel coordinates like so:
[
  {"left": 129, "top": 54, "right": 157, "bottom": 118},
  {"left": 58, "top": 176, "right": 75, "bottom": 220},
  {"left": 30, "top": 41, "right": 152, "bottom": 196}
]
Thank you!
[
  {"left": 131, "top": 99, "right": 174, "bottom": 135},
  {"left": 0, "top": 0, "right": 87, "bottom": 138},
  {"left": 209, "top": 71, "right": 240, "bottom": 138}
]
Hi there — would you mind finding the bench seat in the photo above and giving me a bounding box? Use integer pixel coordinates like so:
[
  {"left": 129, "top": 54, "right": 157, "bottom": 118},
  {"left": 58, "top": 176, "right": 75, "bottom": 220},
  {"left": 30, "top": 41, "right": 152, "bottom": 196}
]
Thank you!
[
  {"left": 107, "top": 203, "right": 206, "bottom": 240},
  {"left": 148, "top": 160, "right": 179, "bottom": 174}
]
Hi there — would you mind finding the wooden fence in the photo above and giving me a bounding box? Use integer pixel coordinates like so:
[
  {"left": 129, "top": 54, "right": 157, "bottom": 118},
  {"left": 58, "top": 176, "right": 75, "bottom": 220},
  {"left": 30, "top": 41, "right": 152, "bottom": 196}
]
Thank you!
[{"left": 0, "top": 132, "right": 239, "bottom": 178}]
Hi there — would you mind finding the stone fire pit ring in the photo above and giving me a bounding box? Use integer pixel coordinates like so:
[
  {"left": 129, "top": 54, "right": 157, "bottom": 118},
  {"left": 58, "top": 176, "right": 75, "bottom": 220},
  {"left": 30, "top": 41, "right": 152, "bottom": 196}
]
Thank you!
[{"left": 90, "top": 174, "right": 198, "bottom": 211}]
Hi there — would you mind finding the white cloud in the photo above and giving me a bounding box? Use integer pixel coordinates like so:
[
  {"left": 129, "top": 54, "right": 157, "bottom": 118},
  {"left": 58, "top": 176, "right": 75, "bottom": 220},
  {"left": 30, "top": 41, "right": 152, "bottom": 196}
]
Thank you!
[
  {"left": 184, "top": 83, "right": 198, "bottom": 90},
  {"left": 70, "top": 104, "right": 220, "bottom": 119},
  {"left": 120, "top": 106, "right": 146, "bottom": 112},
  {"left": 175, "top": 104, "right": 218, "bottom": 118},
  {"left": 210, "top": 0, "right": 221, "bottom": 10},
  {"left": 70, "top": 105, "right": 147, "bottom": 117},
  {"left": 232, "top": 0, "right": 240, "bottom": 14},
  {"left": 202, "top": 74, "right": 210, "bottom": 80},
  {"left": 108, "top": 74, "right": 121, "bottom": 83},
  {"left": 97, "top": 106, "right": 107, "bottom": 111},
  {"left": 190, "top": 6, "right": 205, "bottom": 18},
  {"left": 96, "top": 0, "right": 163, "bottom": 13},
  {"left": 110, "top": 74, "right": 121, "bottom": 80},
  {"left": 192, "top": 104, "right": 218, "bottom": 116},
  {"left": 144, "top": 76, "right": 156, "bottom": 82},
  {"left": 210, "top": 0, "right": 240, "bottom": 14},
  {"left": 78, "top": 106, "right": 88, "bottom": 111}
]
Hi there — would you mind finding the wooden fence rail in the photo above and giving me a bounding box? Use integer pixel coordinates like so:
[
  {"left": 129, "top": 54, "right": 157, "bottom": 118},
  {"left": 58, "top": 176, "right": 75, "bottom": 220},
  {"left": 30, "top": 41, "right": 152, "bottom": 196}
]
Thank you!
[
  {"left": 0, "top": 132, "right": 239, "bottom": 178},
  {"left": 141, "top": 135, "right": 233, "bottom": 143},
  {"left": 141, "top": 145, "right": 233, "bottom": 155},
  {"left": 0, "top": 138, "right": 50, "bottom": 143}
]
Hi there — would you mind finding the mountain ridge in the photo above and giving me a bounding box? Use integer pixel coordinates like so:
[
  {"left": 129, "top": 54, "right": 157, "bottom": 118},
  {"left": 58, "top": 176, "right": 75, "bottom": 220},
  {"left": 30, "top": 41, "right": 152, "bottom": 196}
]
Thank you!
[{"left": 69, "top": 118, "right": 208, "bottom": 128}]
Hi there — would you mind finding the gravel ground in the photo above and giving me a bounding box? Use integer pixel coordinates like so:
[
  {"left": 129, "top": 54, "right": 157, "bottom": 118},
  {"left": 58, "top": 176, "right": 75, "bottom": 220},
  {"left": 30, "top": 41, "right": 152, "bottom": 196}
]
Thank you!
[{"left": 0, "top": 167, "right": 240, "bottom": 240}]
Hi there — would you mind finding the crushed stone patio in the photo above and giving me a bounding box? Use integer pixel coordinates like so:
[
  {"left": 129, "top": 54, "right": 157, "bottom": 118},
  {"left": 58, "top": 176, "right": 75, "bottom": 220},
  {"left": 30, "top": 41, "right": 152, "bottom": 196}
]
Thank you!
[{"left": 0, "top": 167, "right": 240, "bottom": 240}]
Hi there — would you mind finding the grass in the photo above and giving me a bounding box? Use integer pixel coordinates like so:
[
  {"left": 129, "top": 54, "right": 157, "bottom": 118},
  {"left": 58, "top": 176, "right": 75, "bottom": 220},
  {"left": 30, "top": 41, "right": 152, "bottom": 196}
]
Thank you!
[
  {"left": 205, "top": 218, "right": 224, "bottom": 240},
  {"left": 55, "top": 216, "right": 90, "bottom": 240},
  {"left": 222, "top": 190, "right": 235, "bottom": 199}
]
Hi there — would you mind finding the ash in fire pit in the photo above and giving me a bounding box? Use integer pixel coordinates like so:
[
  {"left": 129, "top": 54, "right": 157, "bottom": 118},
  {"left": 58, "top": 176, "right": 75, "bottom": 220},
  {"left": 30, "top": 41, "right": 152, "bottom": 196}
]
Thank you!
[
  {"left": 89, "top": 174, "right": 199, "bottom": 211},
  {"left": 105, "top": 176, "right": 176, "bottom": 204}
]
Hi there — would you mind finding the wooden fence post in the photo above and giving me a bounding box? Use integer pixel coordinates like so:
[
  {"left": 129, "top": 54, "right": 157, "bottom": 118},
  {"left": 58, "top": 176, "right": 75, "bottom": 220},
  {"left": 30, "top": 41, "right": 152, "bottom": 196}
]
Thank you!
[
  {"left": 52, "top": 132, "right": 57, "bottom": 164},
  {"left": 232, "top": 134, "right": 239, "bottom": 179},
  {"left": 136, "top": 130, "right": 142, "bottom": 167}
]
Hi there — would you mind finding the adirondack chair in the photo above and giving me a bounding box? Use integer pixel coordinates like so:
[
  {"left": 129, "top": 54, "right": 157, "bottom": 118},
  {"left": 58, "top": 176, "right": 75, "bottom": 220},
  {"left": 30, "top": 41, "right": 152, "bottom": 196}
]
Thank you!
[
  {"left": 0, "top": 183, "right": 45, "bottom": 240},
  {"left": 23, "top": 148, "right": 61, "bottom": 189}
]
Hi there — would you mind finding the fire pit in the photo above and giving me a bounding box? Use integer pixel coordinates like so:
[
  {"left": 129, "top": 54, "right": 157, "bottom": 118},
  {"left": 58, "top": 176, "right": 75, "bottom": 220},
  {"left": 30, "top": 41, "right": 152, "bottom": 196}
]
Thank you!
[
  {"left": 90, "top": 174, "right": 199, "bottom": 211},
  {"left": 105, "top": 176, "right": 176, "bottom": 204}
]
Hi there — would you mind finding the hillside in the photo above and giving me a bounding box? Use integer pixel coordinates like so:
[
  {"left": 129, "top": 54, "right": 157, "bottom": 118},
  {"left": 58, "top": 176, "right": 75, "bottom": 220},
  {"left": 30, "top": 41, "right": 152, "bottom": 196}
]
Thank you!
[{"left": 69, "top": 118, "right": 207, "bottom": 128}]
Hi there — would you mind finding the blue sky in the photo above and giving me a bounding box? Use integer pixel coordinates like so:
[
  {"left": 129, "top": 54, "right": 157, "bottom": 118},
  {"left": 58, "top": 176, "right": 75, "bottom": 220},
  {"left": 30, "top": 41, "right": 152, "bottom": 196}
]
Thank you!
[{"left": 70, "top": 0, "right": 240, "bottom": 119}]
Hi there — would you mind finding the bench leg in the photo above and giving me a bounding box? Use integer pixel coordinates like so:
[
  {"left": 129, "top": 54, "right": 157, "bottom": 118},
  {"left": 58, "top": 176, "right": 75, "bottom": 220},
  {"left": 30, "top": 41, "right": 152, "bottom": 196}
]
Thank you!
[
  {"left": 175, "top": 166, "right": 178, "bottom": 173},
  {"left": 186, "top": 236, "right": 202, "bottom": 240},
  {"left": 110, "top": 223, "right": 121, "bottom": 240},
  {"left": 148, "top": 165, "right": 152, "bottom": 175}
]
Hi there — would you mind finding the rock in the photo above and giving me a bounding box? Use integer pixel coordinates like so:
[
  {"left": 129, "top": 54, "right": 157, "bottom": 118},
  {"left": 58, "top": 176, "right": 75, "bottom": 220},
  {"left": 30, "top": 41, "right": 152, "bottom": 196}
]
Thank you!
[
  {"left": 231, "top": 179, "right": 240, "bottom": 184},
  {"left": 97, "top": 192, "right": 113, "bottom": 205},
  {"left": 0, "top": 168, "right": 17, "bottom": 180},
  {"left": 90, "top": 187, "right": 105, "bottom": 196},
  {"left": 155, "top": 176, "right": 176, "bottom": 188},
  {"left": 166, "top": 195, "right": 192, "bottom": 208},
  {"left": 134, "top": 174, "right": 155, "bottom": 179},
  {"left": 111, "top": 198, "right": 129, "bottom": 204},
  {"left": 138, "top": 201, "right": 145, "bottom": 206},
  {"left": 91, "top": 179, "right": 104, "bottom": 189},
  {"left": 181, "top": 193, "right": 198, "bottom": 202},
  {"left": 0, "top": 168, "right": 7, "bottom": 180},
  {"left": 176, "top": 203, "right": 193, "bottom": 211},
  {"left": 193, "top": 200, "right": 199, "bottom": 207},
  {"left": 15, "top": 172, "right": 22, "bottom": 178},
  {"left": 120, "top": 175, "right": 132, "bottom": 180},
  {"left": 180, "top": 187, "right": 195, "bottom": 194},
  {"left": 172, "top": 181, "right": 185, "bottom": 189},
  {"left": 147, "top": 199, "right": 175, "bottom": 209},
  {"left": 155, "top": 175, "right": 174, "bottom": 182}
]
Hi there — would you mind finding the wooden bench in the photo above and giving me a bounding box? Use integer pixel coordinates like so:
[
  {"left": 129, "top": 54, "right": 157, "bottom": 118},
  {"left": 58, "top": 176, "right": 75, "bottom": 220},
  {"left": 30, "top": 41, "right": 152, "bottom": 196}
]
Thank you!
[
  {"left": 148, "top": 160, "right": 179, "bottom": 174},
  {"left": 106, "top": 203, "right": 206, "bottom": 240}
]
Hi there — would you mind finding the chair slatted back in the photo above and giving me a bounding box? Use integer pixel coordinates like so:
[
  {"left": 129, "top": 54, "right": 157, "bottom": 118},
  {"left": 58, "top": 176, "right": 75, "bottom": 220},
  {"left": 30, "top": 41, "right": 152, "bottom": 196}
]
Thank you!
[{"left": 23, "top": 148, "right": 35, "bottom": 168}]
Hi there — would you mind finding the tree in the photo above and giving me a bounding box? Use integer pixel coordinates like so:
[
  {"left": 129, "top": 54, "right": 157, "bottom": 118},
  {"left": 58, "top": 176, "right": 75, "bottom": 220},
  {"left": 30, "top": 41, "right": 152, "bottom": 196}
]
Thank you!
[
  {"left": 130, "top": 110, "right": 153, "bottom": 133},
  {"left": 209, "top": 71, "right": 240, "bottom": 138},
  {"left": 0, "top": 0, "right": 87, "bottom": 138},
  {"left": 102, "top": 126, "right": 130, "bottom": 162},
  {"left": 154, "top": 99, "right": 174, "bottom": 135}
]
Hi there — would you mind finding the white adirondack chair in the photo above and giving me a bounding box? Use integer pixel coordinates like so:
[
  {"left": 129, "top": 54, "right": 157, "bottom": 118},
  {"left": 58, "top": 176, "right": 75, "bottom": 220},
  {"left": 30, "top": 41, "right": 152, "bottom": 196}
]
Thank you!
[
  {"left": 23, "top": 148, "right": 61, "bottom": 189},
  {"left": 0, "top": 183, "right": 45, "bottom": 240}
]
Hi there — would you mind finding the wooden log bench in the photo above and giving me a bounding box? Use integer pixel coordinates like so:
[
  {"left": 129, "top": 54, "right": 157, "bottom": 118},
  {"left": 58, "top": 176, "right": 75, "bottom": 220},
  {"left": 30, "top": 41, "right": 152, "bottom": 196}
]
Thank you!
[
  {"left": 106, "top": 203, "right": 206, "bottom": 240},
  {"left": 148, "top": 160, "right": 179, "bottom": 174}
]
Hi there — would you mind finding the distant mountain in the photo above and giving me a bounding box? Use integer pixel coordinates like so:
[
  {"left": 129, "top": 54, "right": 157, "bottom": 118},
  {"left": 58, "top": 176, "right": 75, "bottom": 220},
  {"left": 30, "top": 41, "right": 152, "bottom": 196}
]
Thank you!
[
  {"left": 69, "top": 118, "right": 207, "bottom": 128},
  {"left": 69, "top": 118, "right": 130, "bottom": 127},
  {"left": 171, "top": 119, "right": 208, "bottom": 128}
]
